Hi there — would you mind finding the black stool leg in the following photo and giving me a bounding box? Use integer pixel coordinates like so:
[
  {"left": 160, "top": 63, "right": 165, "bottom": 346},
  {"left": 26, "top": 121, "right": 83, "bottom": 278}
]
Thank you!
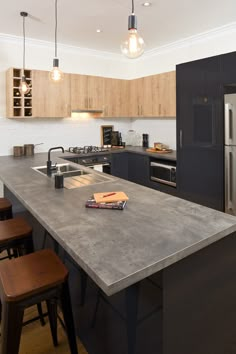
[
  {"left": 37, "top": 302, "right": 46, "bottom": 326},
  {"left": 6, "top": 248, "right": 13, "bottom": 259},
  {"left": 1, "top": 301, "right": 24, "bottom": 354},
  {"left": 125, "top": 283, "right": 140, "bottom": 354},
  {"left": 61, "top": 279, "right": 78, "bottom": 354},
  {"left": 46, "top": 298, "right": 58, "bottom": 346}
]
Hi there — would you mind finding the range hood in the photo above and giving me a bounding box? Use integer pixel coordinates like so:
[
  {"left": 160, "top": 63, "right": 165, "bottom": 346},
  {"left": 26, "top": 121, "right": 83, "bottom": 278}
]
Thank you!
[
  {"left": 71, "top": 108, "right": 103, "bottom": 118},
  {"left": 71, "top": 109, "right": 103, "bottom": 113}
]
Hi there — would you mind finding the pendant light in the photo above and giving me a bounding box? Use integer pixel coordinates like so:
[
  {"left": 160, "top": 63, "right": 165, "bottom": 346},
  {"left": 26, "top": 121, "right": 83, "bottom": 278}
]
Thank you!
[
  {"left": 19, "top": 12, "right": 30, "bottom": 95},
  {"left": 120, "top": 0, "right": 145, "bottom": 59},
  {"left": 49, "top": 0, "right": 64, "bottom": 82}
]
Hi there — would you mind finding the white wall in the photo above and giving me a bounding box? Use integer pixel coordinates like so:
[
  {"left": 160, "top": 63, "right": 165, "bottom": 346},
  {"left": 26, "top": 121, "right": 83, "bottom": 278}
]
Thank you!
[
  {"left": 131, "top": 118, "right": 176, "bottom": 150},
  {"left": 132, "top": 22, "right": 236, "bottom": 77}
]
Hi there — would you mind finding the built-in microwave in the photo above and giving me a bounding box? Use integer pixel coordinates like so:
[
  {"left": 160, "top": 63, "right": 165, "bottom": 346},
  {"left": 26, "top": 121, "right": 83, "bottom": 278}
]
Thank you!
[{"left": 150, "top": 160, "right": 176, "bottom": 187}]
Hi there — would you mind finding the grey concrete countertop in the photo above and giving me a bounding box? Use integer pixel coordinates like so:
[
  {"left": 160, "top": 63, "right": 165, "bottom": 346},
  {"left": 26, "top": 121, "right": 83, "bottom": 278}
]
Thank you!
[
  {"left": 64, "top": 146, "right": 176, "bottom": 162},
  {"left": 114, "top": 146, "right": 176, "bottom": 161},
  {"left": 0, "top": 152, "right": 235, "bottom": 296}
]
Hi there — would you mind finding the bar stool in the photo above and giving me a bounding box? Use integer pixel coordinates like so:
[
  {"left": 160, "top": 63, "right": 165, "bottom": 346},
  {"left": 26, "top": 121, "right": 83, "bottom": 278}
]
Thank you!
[
  {"left": 0, "top": 217, "right": 33, "bottom": 257},
  {"left": 0, "top": 217, "right": 45, "bottom": 325},
  {"left": 0, "top": 198, "right": 13, "bottom": 259},
  {"left": 0, "top": 248, "right": 78, "bottom": 354},
  {"left": 0, "top": 198, "right": 12, "bottom": 220}
]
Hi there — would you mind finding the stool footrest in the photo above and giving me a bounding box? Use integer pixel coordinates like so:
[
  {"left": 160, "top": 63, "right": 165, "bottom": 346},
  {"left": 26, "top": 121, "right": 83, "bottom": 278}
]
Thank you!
[{"left": 23, "top": 311, "right": 48, "bottom": 327}]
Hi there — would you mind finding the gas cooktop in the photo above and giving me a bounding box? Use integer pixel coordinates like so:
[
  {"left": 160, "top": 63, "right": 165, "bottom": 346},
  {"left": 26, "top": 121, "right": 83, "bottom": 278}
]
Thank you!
[{"left": 67, "top": 145, "right": 110, "bottom": 154}]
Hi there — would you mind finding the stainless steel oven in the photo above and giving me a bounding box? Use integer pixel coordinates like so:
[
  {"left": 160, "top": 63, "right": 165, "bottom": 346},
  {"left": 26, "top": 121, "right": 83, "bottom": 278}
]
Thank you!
[{"left": 150, "top": 160, "right": 176, "bottom": 187}]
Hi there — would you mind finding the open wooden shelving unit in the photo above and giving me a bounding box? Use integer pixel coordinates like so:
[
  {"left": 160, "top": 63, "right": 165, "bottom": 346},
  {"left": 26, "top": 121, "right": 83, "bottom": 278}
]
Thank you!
[{"left": 6, "top": 68, "right": 32, "bottom": 118}]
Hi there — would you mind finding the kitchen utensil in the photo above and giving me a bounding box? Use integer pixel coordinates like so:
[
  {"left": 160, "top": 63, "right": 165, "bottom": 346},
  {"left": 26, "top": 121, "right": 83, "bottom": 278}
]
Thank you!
[
  {"left": 24, "top": 143, "right": 43, "bottom": 156},
  {"left": 13, "top": 146, "right": 24, "bottom": 157}
]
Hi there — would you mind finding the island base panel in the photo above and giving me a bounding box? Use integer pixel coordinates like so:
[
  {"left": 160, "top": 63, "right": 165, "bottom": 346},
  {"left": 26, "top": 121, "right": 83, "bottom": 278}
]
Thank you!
[{"left": 163, "top": 231, "right": 236, "bottom": 354}]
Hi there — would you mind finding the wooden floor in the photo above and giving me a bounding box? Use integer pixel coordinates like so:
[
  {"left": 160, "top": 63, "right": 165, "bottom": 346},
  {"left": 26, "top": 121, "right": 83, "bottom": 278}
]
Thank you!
[{"left": 18, "top": 304, "right": 88, "bottom": 354}]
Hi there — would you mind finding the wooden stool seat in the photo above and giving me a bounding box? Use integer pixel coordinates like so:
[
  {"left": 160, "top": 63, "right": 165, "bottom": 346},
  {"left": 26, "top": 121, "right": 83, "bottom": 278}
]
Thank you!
[
  {"left": 0, "top": 249, "right": 78, "bottom": 354},
  {"left": 0, "top": 217, "right": 32, "bottom": 244},
  {"left": 0, "top": 248, "right": 67, "bottom": 302},
  {"left": 0, "top": 198, "right": 12, "bottom": 211},
  {"left": 0, "top": 198, "right": 12, "bottom": 220}
]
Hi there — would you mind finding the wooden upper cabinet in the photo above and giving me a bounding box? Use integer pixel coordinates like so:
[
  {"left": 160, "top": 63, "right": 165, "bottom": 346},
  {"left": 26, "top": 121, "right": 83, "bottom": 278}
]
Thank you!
[
  {"left": 87, "top": 75, "right": 104, "bottom": 110},
  {"left": 70, "top": 74, "right": 104, "bottom": 111},
  {"left": 129, "top": 78, "right": 144, "bottom": 117},
  {"left": 129, "top": 71, "right": 176, "bottom": 118},
  {"left": 142, "top": 76, "right": 154, "bottom": 117},
  {"left": 152, "top": 71, "right": 176, "bottom": 117},
  {"left": 6, "top": 67, "right": 176, "bottom": 119},
  {"left": 70, "top": 74, "right": 88, "bottom": 110},
  {"left": 32, "top": 70, "right": 71, "bottom": 118},
  {"left": 103, "top": 78, "right": 129, "bottom": 117},
  {"left": 129, "top": 77, "right": 153, "bottom": 117}
]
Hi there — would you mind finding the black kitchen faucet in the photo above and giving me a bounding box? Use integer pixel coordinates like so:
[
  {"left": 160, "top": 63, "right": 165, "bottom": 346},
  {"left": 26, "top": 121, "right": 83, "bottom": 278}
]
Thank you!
[{"left": 47, "top": 146, "right": 64, "bottom": 175}]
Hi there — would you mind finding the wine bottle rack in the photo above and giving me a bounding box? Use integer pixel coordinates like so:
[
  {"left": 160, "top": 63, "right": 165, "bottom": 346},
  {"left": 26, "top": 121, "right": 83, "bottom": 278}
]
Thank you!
[{"left": 6, "top": 68, "right": 33, "bottom": 118}]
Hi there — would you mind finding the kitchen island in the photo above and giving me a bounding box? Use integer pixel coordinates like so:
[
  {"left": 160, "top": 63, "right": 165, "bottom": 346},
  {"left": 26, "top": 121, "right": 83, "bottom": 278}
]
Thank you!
[{"left": 0, "top": 152, "right": 236, "bottom": 354}]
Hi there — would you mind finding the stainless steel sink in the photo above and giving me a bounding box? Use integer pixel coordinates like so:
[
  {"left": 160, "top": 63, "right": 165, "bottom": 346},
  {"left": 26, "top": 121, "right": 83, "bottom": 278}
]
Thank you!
[
  {"left": 32, "top": 163, "right": 113, "bottom": 189},
  {"left": 33, "top": 163, "right": 80, "bottom": 175}
]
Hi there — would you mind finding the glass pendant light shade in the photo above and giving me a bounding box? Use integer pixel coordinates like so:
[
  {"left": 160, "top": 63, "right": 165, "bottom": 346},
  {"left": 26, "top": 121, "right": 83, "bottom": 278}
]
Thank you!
[
  {"left": 49, "top": 58, "right": 64, "bottom": 82},
  {"left": 121, "top": 3, "right": 145, "bottom": 59},
  {"left": 121, "top": 28, "right": 145, "bottom": 59},
  {"left": 19, "top": 75, "right": 30, "bottom": 94}
]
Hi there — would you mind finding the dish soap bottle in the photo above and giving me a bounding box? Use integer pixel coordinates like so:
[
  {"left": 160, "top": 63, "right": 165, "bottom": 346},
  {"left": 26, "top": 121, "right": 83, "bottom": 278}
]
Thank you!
[{"left": 55, "top": 167, "right": 64, "bottom": 189}]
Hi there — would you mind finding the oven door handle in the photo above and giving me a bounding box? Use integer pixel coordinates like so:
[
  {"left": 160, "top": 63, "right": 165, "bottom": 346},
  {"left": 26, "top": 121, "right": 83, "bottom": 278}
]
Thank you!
[{"left": 150, "top": 162, "right": 176, "bottom": 170}]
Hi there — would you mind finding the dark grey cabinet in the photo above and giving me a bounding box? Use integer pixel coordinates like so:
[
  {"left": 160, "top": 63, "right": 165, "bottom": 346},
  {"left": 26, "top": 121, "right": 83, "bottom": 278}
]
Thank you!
[
  {"left": 128, "top": 153, "right": 150, "bottom": 186},
  {"left": 111, "top": 152, "right": 178, "bottom": 196},
  {"left": 111, "top": 152, "right": 129, "bottom": 180},
  {"left": 221, "top": 51, "right": 236, "bottom": 85},
  {"left": 176, "top": 55, "right": 225, "bottom": 211}
]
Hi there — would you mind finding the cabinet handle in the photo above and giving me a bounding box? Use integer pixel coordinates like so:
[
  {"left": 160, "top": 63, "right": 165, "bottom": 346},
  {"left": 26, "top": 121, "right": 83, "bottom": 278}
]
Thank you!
[{"left": 180, "top": 129, "right": 183, "bottom": 148}]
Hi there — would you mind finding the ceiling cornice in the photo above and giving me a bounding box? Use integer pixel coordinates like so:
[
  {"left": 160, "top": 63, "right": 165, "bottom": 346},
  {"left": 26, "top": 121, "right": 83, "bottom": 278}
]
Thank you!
[
  {"left": 0, "top": 33, "right": 126, "bottom": 61},
  {"left": 142, "top": 21, "right": 236, "bottom": 59},
  {"left": 1, "top": 21, "right": 236, "bottom": 62}
]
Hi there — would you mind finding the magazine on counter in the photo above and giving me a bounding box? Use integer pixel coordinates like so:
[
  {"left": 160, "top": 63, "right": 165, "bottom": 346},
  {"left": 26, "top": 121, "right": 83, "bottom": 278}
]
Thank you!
[{"left": 85, "top": 196, "right": 127, "bottom": 210}]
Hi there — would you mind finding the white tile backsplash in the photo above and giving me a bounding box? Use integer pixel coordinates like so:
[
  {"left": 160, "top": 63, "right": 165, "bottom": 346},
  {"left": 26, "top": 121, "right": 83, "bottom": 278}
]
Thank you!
[{"left": 131, "top": 118, "right": 176, "bottom": 149}]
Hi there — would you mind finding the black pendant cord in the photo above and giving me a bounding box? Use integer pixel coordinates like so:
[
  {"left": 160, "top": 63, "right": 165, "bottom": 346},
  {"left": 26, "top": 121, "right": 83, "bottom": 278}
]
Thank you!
[
  {"left": 22, "top": 14, "right": 26, "bottom": 74},
  {"left": 55, "top": 0, "right": 58, "bottom": 58},
  {"left": 132, "top": 0, "right": 134, "bottom": 14}
]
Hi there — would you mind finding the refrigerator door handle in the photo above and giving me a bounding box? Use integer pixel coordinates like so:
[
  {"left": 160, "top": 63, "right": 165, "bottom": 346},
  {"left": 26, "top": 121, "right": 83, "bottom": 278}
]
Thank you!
[
  {"left": 225, "top": 150, "right": 233, "bottom": 212},
  {"left": 229, "top": 151, "right": 233, "bottom": 204},
  {"left": 225, "top": 103, "right": 233, "bottom": 145},
  {"left": 179, "top": 129, "right": 183, "bottom": 149}
]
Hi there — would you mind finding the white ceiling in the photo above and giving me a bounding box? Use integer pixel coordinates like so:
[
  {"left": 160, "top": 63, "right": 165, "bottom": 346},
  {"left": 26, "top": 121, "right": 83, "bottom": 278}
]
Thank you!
[{"left": 0, "top": 0, "right": 236, "bottom": 54}]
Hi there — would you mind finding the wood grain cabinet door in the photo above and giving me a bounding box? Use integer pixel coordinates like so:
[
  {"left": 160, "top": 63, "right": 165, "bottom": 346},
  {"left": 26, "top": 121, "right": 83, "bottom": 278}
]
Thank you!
[
  {"left": 152, "top": 71, "right": 176, "bottom": 117},
  {"left": 32, "top": 70, "right": 71, "bottom": 118},
  {"left": 103, "top": 78, "right": 129, "bottom": 118},
  {"left": 87, "top": 75, "right": 104, "bottom": 110},
  {"left": 70, "top": 74, "right": 88, "bottom": 111},
  {"left": 129, "top": 78, "right": 144, "bottom": 117},
  {"left": 142, "top": 75, "right": 154, "bottom": 117}
]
